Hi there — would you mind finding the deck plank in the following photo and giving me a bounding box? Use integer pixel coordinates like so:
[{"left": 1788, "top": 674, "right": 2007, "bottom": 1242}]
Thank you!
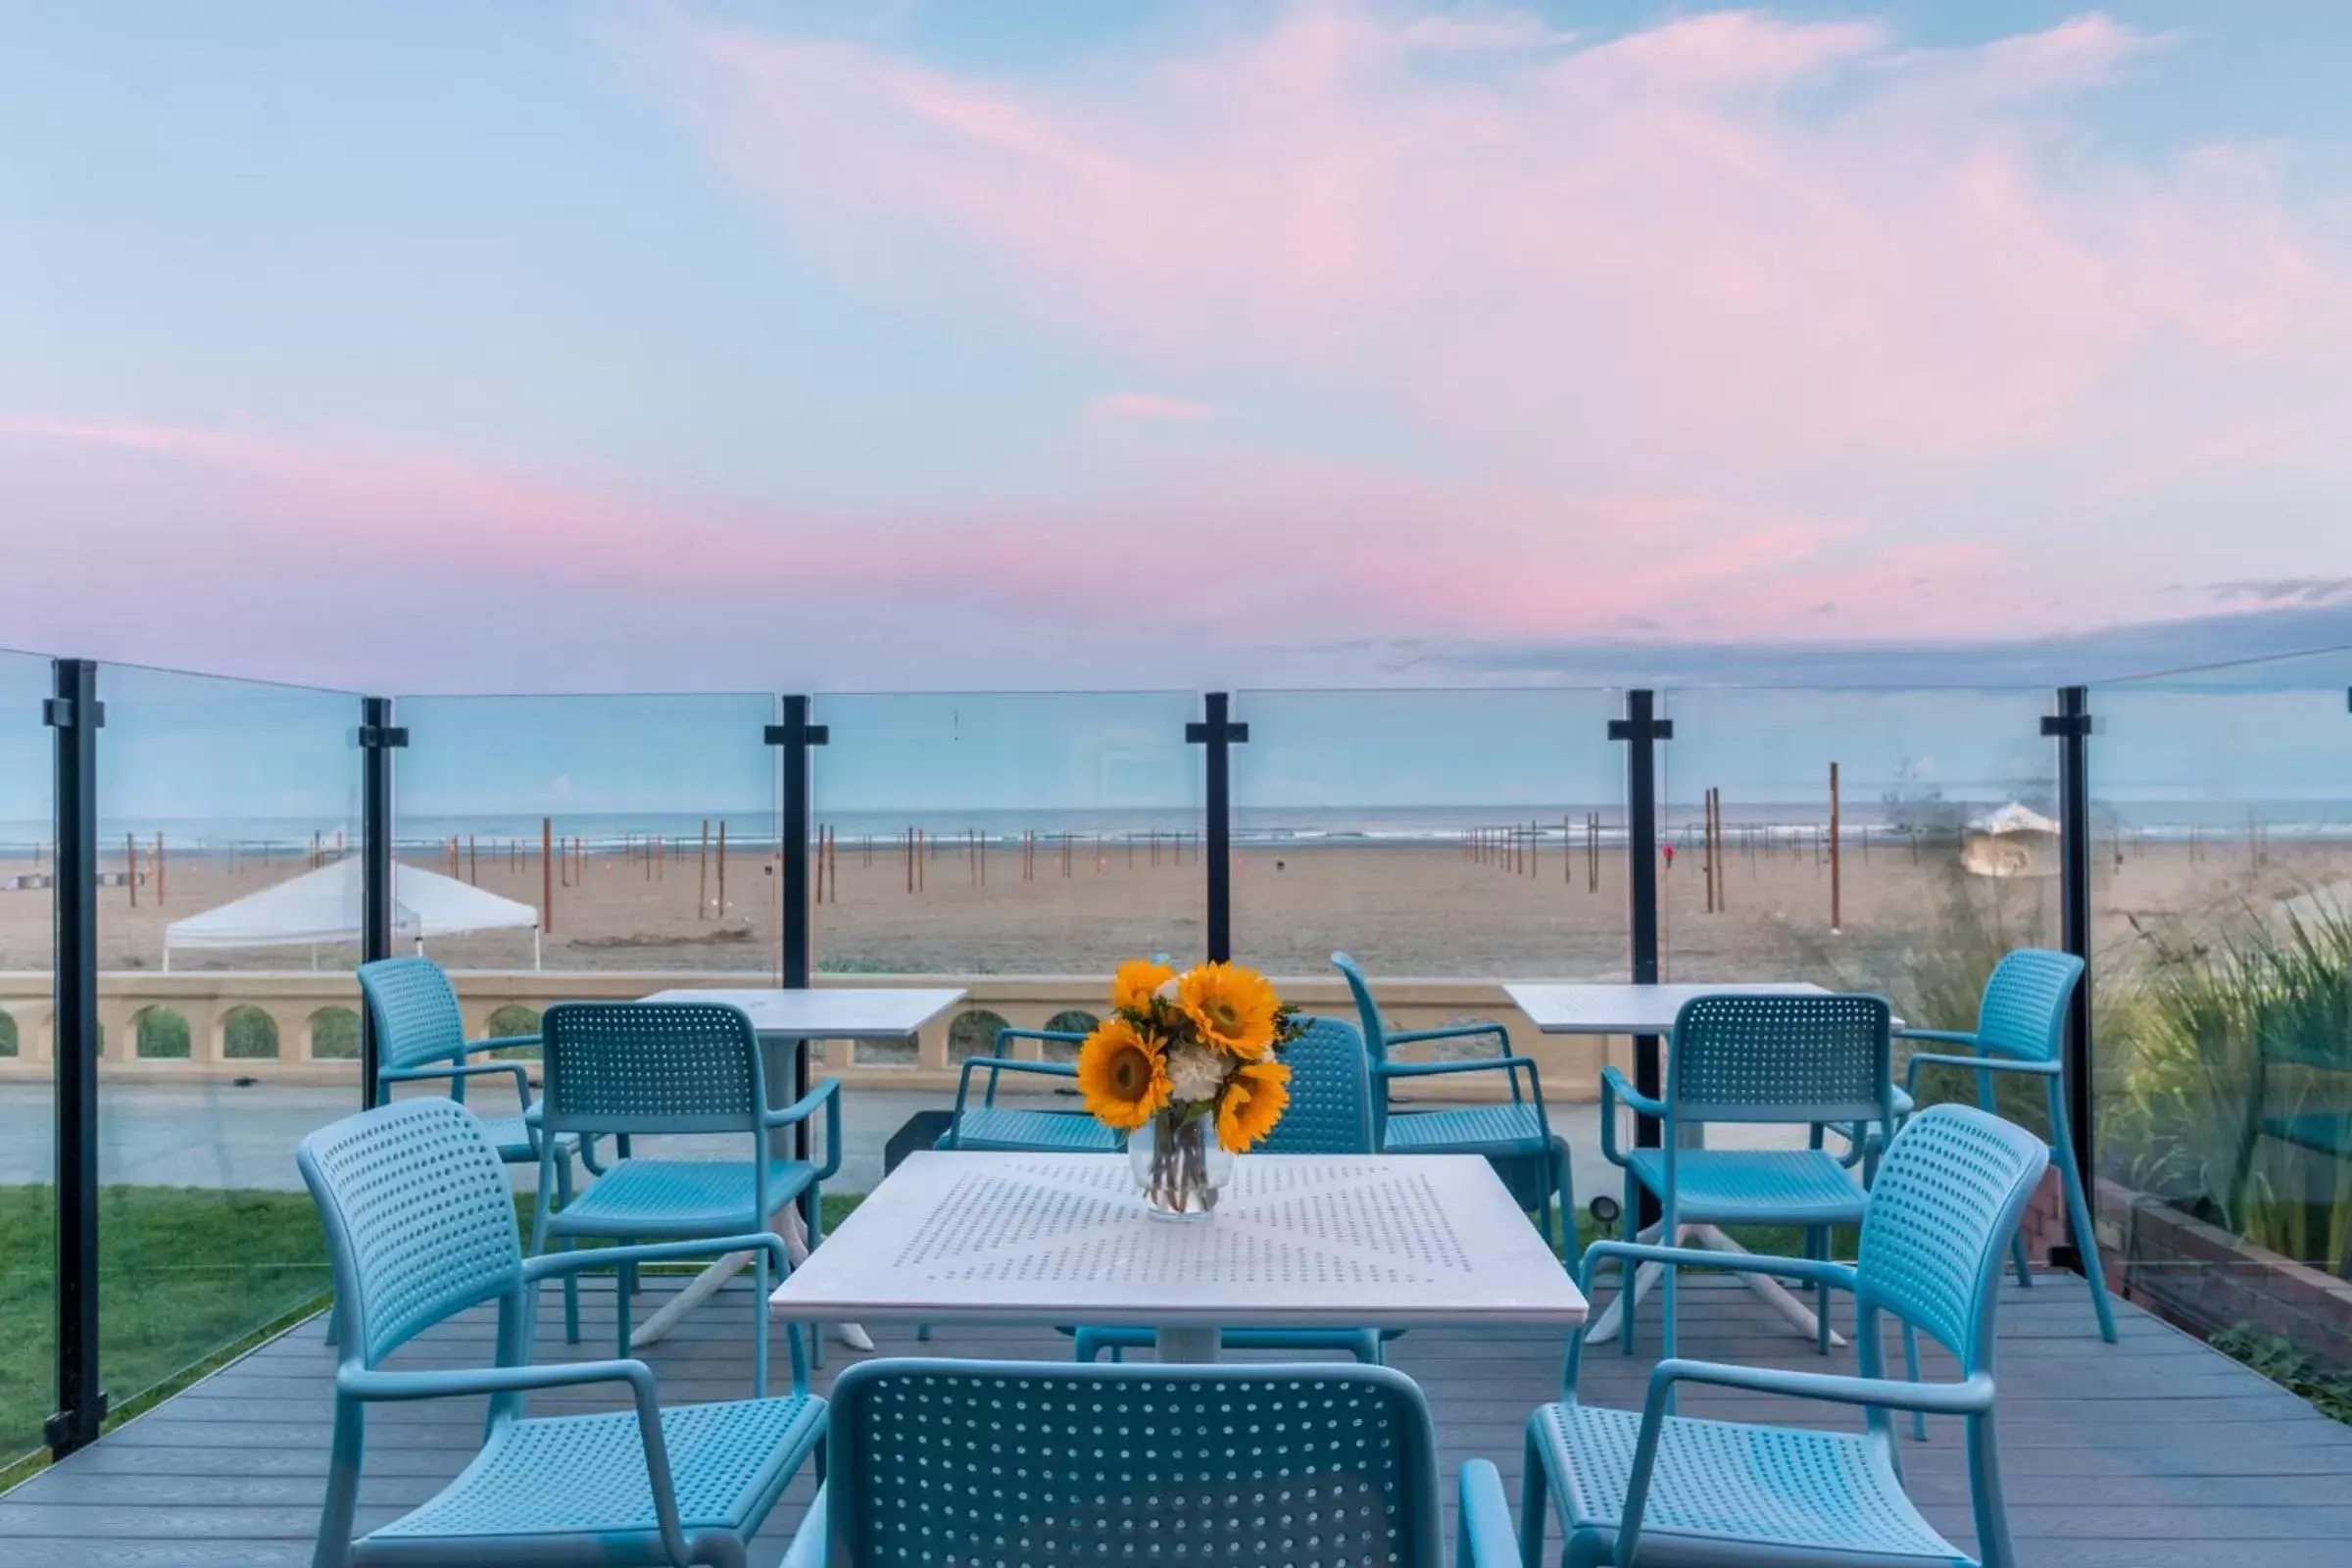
[{"left": 2, "top": 1273, "right": 2345, "bottom": 1566}]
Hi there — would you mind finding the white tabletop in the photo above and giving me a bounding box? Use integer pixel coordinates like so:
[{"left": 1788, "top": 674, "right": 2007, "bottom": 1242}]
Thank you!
[
  {"left": 770, "top": 1152, "right": 1587, "bottom": 1331},
  {"left": 636, "top": 987, "right": 964, "bottom": 1039},
  {"left": 1504, "top": 981, "right": 1832, "bottom": 1035}
]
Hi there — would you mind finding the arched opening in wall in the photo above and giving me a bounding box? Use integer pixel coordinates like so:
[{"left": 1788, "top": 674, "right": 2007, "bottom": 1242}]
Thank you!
[
  {"left": 134, "top": 1005, "right": 192, "bottom": 1059},
  {"left": 309, "top": 1006, "right": 360, "bottom": 1060},
  {"left": 1041, "top": 1009, "right": 1100, "bottom": 1063},
  {"left": 948, "top": 1008, "right": 1012, "bottom": 1064},
  {"left": 485, "top": 1004, "right": 542, "bottom": 1058},
  {"left": 222, "top": 1005, "right": 279, "bottom": 1060},
  {"left": 0, "top": 1011, "right": 17, "bottom": 1057}
]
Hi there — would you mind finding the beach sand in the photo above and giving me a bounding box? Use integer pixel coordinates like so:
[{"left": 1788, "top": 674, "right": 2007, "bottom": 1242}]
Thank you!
[{"left": 3, "top": 833, "right": 2346, "bottom": 997}]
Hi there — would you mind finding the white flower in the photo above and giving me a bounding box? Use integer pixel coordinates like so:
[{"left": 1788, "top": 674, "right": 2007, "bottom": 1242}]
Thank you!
[
  {"left": 1164, "top": 1043, "right": 1228, "bottom": 1106},
  {"left": 1153, "top": 976, "right": 1182, "bottom": 1004}
]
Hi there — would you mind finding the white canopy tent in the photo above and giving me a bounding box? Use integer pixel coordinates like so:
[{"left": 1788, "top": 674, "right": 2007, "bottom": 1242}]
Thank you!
[
  {"left": 163, "top": 858, "right": 542, "bottom": 969},
  {"left": 1961, "top": 802, "right": 2061, "bottom": 879}
]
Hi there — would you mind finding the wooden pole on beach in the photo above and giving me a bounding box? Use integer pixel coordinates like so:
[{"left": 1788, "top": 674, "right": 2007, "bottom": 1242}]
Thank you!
[
  {"left": 917, "top": 828, "right": 926, "bottom": 890},
  {"left": 542, "top": 817, "right": 554, "bottom": 934},
  {"left": 698, "top": 820, "right": 710, "bottom": 918},
  {"left": 125, "top": 833, "right": 136, "bottom": 906},
  {"left": 468, "top": 834, "right": 477, "bottom": 885},
  {"left": 717, "top": 820, "right": 727, "bottom": 914},
  {"left": 154, "top": 833, "right": 165, "bottom": 905},
  {"left": 1829, "top": 763, "right": 1843, "bottom": 934}
]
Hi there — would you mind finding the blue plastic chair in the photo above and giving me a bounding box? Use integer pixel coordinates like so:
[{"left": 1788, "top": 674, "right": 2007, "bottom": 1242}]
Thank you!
[
  {"left": 1335, "top": 952, "right": 1575, "bottom": 1255},
  {"left": 297, "top": 1097, "right": 822, "bottom": 1568},
  {"left": 531, "top": 1001, "right": 840, "bottom": 1387},
  {"left": 938, "top": 1026, "right": 1122, "bottom": 1153},
  {"left": 1600, "top": 992, "right": 1894, "bottom": 1360},
  {"left": 1521, "top": 1103, "right": 2050, "bottom": 1568},
  {"left": 1899, "top": 949, "right": 2117, "bottom": 1344},
  {"left": 781, "top": 1358, "right": 1518, "bottom": 1568},
  {"left": 1073, "top": 1014, "right": 1386, "bottom": 1363},
  {"left": 355, "top": 956, "right": 594, "bottom": 1340}
]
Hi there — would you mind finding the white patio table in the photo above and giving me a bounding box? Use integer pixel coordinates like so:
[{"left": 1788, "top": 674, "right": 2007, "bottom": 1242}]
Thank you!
[
  {"left": 1503, "top": 981, "right": 1886, "bottom": 1347},
  {"left": 768, "top": 1151, "right": 1588, "bottom": 1362},
  {"left": 624, "top": 986, "right": 964, "bottom": 1349}
]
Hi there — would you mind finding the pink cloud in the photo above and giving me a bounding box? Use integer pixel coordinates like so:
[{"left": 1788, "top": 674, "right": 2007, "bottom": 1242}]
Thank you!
[
  {"left": 617, "top": 1, "right": 2352, "bottom": 632},
  {"left": 1087, "top": 391, "right": 1217, "bottom": 423}
]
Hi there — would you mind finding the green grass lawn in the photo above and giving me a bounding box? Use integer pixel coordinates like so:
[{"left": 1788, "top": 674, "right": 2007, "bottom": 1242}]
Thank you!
[{"left": 0, "top": 1185, "right": 868, "bottom": 1492}]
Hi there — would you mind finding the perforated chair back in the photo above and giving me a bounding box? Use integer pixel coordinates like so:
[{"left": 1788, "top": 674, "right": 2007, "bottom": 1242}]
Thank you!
[
  {"left": 297, "top": 1097, "right": 523, "bottom": 1365},
  {"left": 817, "top": 1359, "right": 1444, "bottom": 1567},
  {"left": 538, "top": 1001, "right": 765, "bottom": 1137},
  {"left": 1330, "top": 952, "right": 1394, "bottom": 1065},
  {"left": 1856, "top": 1103, "right": 2050, "bottom": 1369},
  {"left": 356, "top": 956, "right": 469, "bottom": 1076},
  {"left": 1668, "top": 992, "right": 1892, "bottom": 1127},
  {"left": 1973, "top": 949, "right": 2082, "bottom": 1064},
  {"left": 1259, "top": 1014, "right": 1374, "bottom": 1154}
]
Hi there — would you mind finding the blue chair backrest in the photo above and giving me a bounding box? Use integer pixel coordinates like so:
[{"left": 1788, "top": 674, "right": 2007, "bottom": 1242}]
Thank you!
[
  {"left": 1668, "top": 991, "right": 1891, "bottom": 1127},
  {"left": 818, "top": 1359, "right": 1444, "bottom": 1567},
  {"left": 1330, "top": 952, "right": 1395, "bottom": 1065},
  {"left": 538, "top": 1001, "right": 766, "bottom": 1137},
  {"left": 1856, "top": 1103, "right": 2050, "bottom": 1371},
  {"left": 296, "top": 1097, "right": 522, "bottom": 1365},
  {"left": 1259, "top": 1014, "right": 1373, "bottom": 1153},
  {"left": 356, "top": 956, "right": 469, "bottom": 1076},
  {"left": 1974, "top": 949, "right": 2082, "bottom": 1064}
]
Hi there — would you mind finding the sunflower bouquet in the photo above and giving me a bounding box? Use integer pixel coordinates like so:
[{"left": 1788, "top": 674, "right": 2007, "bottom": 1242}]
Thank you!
[{"left": 1077, "top": 957, "right": 1305, "bottom": 1216}]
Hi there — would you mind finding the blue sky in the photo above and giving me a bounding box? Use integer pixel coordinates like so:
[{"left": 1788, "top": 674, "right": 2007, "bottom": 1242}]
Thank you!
[{"left": 3, "top": 3, "right": 2351, "bottom": 695}]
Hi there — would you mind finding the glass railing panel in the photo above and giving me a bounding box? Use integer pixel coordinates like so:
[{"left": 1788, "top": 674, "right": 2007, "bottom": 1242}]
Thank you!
[
  {"left": 1658, "top": 686, "right": 2063, "bottom": 1018},
  {"left": 0, "top": 650, "right": 56, "bottom": 1470},
  {"left": 809, "top": 692, "right": 1200, "bottom": 1113},
  {"left": 1232, "top": 688, "right": 1625, "bottom": 981},
  {"left": 93, "top": 662, "right": 361, "bottom": 1424},
  {"left": 394, "top": 693, "right": 782, "bottom": 979},
  {"left": 2089, "top": 649, "right": 2352, "bottom": 1373}
]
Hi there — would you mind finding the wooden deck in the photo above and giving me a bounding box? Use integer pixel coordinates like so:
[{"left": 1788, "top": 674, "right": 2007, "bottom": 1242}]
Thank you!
[{"left": 1, "top": 1271, "right": 2346, "bottom": 1566}]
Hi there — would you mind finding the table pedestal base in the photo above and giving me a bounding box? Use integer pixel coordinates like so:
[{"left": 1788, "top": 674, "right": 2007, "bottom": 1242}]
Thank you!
[
  {"left": 1155, "top": 1325, "right": 1221, "bottom": 1363},
  {"left": 1585, "top": 1223, "right": 1845, "bottom": 1348},
  {"left": 634, "top": 1206, "right": 872, "bottom": 1351}
]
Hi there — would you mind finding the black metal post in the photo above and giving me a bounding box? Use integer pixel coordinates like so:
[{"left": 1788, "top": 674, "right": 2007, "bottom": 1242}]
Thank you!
[
  {"left": 767, "top": 698, "right": 827, "bottom": 1171},
  {"left": 1186, "top": 693, "right": 1248, "bottom": 962},
  {"left": 2043, "top": 686, "right": 2094, "bottom": 1273},
  {"left": 357, "top": 698, "right": 405, "bottom": 1109},
  {"left": 1610, "top": 689, "right": 1672, "bottom": 1225},
  {"left": 45, "top": 659, "right": 105, "bottom": 1458}
]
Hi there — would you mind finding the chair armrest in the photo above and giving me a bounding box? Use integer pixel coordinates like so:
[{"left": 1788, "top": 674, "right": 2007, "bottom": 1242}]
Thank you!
[
  {"left": 1611, "top": 1363, "right": 1996, "bottom": 1566},
  {"left": 1904, "top": 1051, "right": 2059, "bottom": 1100},
  {"left": 781, "top": 1488, "right": 828, "bottom": 1568},
  {"left": 954, "top": 1054, "right": 1080, "bottom": 1117},
  {"left": 338, "top": 1357, "right": 692, "bottom": 1567},
  {"left": 762, "top": 1078, "right": 844, "bottom": 1180},
  {"left": 523, "top": 1232, "right": 788, "bottom": 1282},
  {"left": 381, "top": 1061, "right": 533, "bottom": 1113},
  {"left": 1381, "top": 1054, "right": 1544, "bottom": 1109},
  {"left": 1579, "top": 1241, "right": 1856, "bottom": 1299},
  {"left": 1387, "top": 1021, "right": 1510, "bottom": 1053},
  {"left": 1456, "top": 1458, "right": 1518, "bottom": 1568},
  {"left": 474, "top": 1033, "right": 542, "bottom": 1054},
  {"left": 1894, "top": 1027, "right": 1978, "bottom": 1048},
  {"left": 1598, "top": 1066, "right": 1665, "bottom": 1166}
]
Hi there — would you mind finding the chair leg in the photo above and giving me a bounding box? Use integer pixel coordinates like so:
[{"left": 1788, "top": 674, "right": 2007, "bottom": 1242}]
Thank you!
[
  {"left": 1617, "top": 1167, "right": 1640, "bottom": 1355},
  {"left": 2010, "top": 1228, "right": 2033, "bottom": 1288},
  {"left": 2049, "top": 1084, "right": 2119, "bottom": 1343},
  {"left": 1555, "top": 1142, "right": 1581, "bottom": 1272},
  {"left": 1903, "top": 1321, "right": 1927, "bottom": 1442},
  {"left": 1517, "top": 1423, "right": 1550, "bottom": 1568},
  {"left": 806, "top": 1189, "right": 825, "bottom": 1371},
  {"left": 1807, "top": 1226, "right": 1832, "bottom": 1355},
  {"left": 1966, "top": 1412, "right": 2018, "bottom": 1568},
  {"left": 752, "top": 1250, "right": 770, "bottom": 1399},
  {"left": 615, "top": 1256, "right": 635, "bottom": 1361},
  {"left": 555, "top": 1158, "right": 580, "bottom": 1346}
]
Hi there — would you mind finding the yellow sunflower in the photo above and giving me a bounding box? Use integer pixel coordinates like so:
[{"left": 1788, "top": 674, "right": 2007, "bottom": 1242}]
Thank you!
[
  {"left": 1076, "top": 1016, "right": 1172, "bottom": 1131},
  {"left": 1110, "top": 956, "right": 1177, "bottom": 1014},
  {"left": 1215, "top": 1059, "right": 1291, "bottom": 1152},
  {"left": 1178, "top": 961, "right": 1280, "bottom": 1058}
]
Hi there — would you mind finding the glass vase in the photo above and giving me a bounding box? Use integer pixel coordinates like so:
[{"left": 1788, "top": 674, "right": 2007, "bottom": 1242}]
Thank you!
[{"left": 1129, "top": 1107, "right": 1232, "bottom": 1221}]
